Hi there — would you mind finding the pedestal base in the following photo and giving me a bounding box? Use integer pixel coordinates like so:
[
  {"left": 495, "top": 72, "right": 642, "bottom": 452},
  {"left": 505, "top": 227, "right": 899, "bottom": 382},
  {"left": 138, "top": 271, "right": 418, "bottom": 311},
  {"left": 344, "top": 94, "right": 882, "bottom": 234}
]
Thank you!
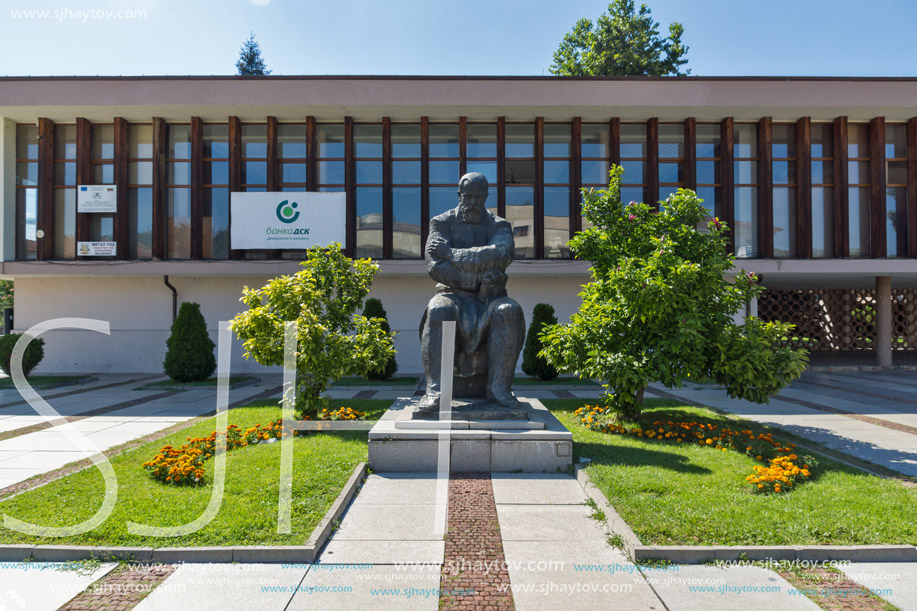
[{"left": 368, "top": 398, "right": 573, "bottom": 473}]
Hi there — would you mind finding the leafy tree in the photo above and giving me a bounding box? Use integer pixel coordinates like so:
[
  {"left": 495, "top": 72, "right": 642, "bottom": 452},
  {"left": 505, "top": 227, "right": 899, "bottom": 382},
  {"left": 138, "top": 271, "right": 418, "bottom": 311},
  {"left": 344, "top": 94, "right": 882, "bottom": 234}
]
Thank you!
[
  {"left": 362, "top": 298, "right": 398, "bottom": 380},
  {"left": 236, "top": 32, "right": 271, "bottom": 76},
  {"left": 0, "top": 280, "right": 13, "bottom": 311},
  {"left": 550, "top": 0, "right": 689, "bottom": 77},
  {"left": 540, "top": 166, "right": 808, "bottom": 419},
  {"left": 522, "top": 304, "right": 559, "bottom": 381},
  {"left": 230, "top": 244, "right": 394, "bottom": 417},
  {"left": 164, "top": 302, "right": 216, "bottom": 383}
]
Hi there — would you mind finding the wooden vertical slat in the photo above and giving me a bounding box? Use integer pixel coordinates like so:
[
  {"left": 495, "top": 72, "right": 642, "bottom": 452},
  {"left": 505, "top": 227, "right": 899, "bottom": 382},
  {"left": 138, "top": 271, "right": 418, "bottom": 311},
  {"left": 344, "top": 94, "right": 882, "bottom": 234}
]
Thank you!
[
  {"left": 227, "top": 116, "right": 242, "bottom": 259},
  {"left": 833, "top": 117, "right": 849, "bottom": 258},
  {"left": 75, "top": 118, "right": 92, "bottom": 248},
  {"left": 647, "top": 118, "right": 659, "bottom": 207},
  {"left": 720, "top": 118, "right": 735, "bottom": 247},
  {"left": 496, "top": 116, "right": 506, "bottom": 217},
  {"left": 459, "top": 116, "right": 467, "bottom": 177},
  {"left": 907, "top": 118, "right": 917, "bottom": 258},
  {"left": 113, "top": 117, "right": 129, "bottom": 260},
  {"left": 758, "top": 117, "right": 773, "bottom": 258},
  {"left": 571, "top": 117, "right": 582, "bottom": 235},
  {"left": 420, "top": 116, "right": 430, "bottom": 250},
  {"left": 869, "top": 117, "right": 887, "bottom": 258},
  {"left": 684, "top": 117, "right": 697, "bottom": 191},
  {"left": 535, "top": 117, "right": 544, "bottom": 259},
  {"left": 37, "top": 118, "right": 54, "bottom": 260},
  {"left": 190, "top": 116, "right": 203, "bottom": 260},
  {"left": 344, "top": 116, "right": 355, "bottom": 257},
  {"left": 306, "top": 116, "right": 317, "bottom": 192},
  {"left": 796, "top": 117, "right": 812, "bottom": 259},
  {"left": 266, "top": 116, "right": 280, "bottom": 260},
  {"left": 382, "top": 117, "right": 393, "bottom": 259},
  {"left": 609, "top": 118, "right": 620, "bottom": 168},
  {"left": 151, "top": 117, "right": 166, "bottom": 259}
]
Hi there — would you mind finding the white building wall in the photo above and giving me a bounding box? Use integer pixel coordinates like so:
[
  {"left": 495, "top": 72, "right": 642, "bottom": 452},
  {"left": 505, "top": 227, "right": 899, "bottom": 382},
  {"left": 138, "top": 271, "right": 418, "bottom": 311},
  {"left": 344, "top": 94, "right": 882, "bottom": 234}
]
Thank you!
[{"left": 14, "top": 271, "right": 587, "bottom": 375}]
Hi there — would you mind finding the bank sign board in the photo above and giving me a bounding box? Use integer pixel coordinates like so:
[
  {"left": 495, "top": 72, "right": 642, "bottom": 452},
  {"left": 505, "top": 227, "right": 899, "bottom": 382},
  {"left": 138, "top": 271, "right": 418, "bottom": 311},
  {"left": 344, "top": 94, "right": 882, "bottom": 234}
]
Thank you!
[{"left": 230, "top": 192, "right": 346, "bottom": 250}]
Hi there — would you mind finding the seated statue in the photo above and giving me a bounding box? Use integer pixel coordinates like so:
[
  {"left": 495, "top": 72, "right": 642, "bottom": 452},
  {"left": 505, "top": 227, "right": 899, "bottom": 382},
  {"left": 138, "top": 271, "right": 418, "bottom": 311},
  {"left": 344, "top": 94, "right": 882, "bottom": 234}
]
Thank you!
[{"left": 416, "top": 172, "right": 525, "bottom": 415}]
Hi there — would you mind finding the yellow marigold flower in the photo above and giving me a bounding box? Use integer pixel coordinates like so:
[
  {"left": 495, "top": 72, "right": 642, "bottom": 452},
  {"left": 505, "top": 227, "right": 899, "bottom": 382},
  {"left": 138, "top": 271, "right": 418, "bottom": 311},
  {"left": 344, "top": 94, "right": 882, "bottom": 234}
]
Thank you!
[{"left": 705, "top": 439, "right": 713, "bottom": 445}]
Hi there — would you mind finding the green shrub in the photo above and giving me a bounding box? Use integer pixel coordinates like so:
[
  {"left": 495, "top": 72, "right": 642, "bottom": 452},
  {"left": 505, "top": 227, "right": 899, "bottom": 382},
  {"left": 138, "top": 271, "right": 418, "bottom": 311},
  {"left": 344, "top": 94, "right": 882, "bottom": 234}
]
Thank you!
[
  {"left": 163, "top": 302, "right": 216, "bottom": 383},
  {"left": 362, "top": 298, "right": 398, "bottom": 380},
  {"left": 0, "top": 333, "right": 44, "bottom": 377},
  {"left": 522, "top": 304, "right": 559, "bottom": 380}
]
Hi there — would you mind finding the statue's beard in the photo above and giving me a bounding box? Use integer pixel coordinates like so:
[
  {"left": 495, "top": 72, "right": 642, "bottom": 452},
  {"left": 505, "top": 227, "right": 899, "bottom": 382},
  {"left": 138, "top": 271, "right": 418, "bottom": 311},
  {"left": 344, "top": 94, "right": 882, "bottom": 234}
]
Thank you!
[{"left": 459, "top": 207, "right": 483, "bottom": 224}]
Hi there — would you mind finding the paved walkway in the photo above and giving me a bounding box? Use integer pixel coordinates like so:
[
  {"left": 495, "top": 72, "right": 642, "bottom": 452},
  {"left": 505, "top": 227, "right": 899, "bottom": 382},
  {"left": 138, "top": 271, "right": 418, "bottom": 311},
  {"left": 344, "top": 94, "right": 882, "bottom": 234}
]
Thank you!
[{"left": 649, "top": 370, "right": 917, "bottom": 477}]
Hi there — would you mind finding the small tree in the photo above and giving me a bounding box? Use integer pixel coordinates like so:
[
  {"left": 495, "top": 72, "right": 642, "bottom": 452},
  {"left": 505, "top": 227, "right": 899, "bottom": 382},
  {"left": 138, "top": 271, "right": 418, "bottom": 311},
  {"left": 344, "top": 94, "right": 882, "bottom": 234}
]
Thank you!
[
  {"left": 236, "top": 32, "right": 271, "bottom": 76},
  {"left": 550, "top": 0, "right": 689, "bottom": 77},
  {"left": 522, "top": 304, "right": 559, "bottom": 381},
  {"left": 362, "top": 298, "right": 397, "bottom": 380},
  {"left": 164, "top": 302, "right": 216, "bottom": 383},
  {"left": 230, "top": 244, "right": 394, "bottom": 417},
  {"left": 540, "top": 166, "right": 808, "bottom": 419},
  {"left": 0, "top": 334, "right": 43, "bottom": 377}
]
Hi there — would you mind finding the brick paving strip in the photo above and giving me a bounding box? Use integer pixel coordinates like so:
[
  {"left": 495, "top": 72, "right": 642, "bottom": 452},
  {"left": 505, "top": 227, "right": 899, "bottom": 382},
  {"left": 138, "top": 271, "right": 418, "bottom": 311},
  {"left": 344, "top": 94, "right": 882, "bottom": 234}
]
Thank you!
[
  {"left": 777, "top": 566, "right": 891, "bottom": 611},
  {"left": 0, "top": 385, "right": 283, "bottom": 501},
  {"left": 0, "top": 375, "right": 162, "bottom": 410},
  {"left": 58, "top": 563, "right": 177, "bottom": 611},
  {"left": 440, "top": 472, "right": 515, "bottom": 610}
]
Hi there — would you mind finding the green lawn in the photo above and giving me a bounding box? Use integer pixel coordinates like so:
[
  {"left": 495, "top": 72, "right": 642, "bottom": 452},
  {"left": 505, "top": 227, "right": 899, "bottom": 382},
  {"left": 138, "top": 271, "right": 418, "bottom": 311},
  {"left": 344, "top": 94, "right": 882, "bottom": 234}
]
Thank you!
[
  {"left": 0, "top": 398, "right": 391, "bottom": 547},
  {"left": 544, "top": 398, "right": 917, "bottom": 546},
  {"left": 138, "top": 376, "right": 257, "bottom": 390},
  {"left": 332, "top": 375, "right": 420, "bottom": 387},
  {"left": 0, "top": 376, "right": 94, "bottom": 390},
  {"left": 513, "top": 376, "right": 598, "bottom": 387}
]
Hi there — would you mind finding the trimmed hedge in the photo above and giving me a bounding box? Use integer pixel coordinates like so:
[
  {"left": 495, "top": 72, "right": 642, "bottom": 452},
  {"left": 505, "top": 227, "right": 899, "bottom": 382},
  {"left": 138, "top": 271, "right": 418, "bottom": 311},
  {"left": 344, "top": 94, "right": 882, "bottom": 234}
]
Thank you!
[
  {"left": 163, "top": 302, "right": 216, "bottom": 383},
  {"left": 522, "top": 303, "right": 559, "bottom": 381},
  {"left": 0, "top": 333, "right": 44, "bottom": 377}
]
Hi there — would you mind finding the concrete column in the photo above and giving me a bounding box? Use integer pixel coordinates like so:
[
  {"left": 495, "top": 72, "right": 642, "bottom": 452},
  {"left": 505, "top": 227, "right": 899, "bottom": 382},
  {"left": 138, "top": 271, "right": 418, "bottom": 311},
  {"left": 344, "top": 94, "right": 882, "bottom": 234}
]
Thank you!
[
  {"left": 876, "top": 276, "right": 892, "bottom": 368},
  {"left": 1, "top": 116, "right": 17, "bottom": 262}
]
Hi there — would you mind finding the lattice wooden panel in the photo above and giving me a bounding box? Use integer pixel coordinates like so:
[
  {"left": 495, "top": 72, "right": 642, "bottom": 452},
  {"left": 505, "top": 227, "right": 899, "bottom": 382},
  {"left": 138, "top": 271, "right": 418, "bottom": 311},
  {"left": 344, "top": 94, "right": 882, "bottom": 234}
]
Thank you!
[{"left": 757, "top": 288, "right": 917, "bottom": 352}]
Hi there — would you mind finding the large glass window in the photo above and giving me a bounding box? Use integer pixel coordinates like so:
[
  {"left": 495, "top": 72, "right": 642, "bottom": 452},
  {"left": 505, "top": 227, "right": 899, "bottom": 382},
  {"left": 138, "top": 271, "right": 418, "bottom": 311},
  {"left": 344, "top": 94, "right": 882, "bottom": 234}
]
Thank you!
[
  {"left": 316, "top": 124, "right": 345, "bottom": 190},
  {"left": 658, "top": 123, "right": 684, "bottom": 202},
  {"left": 203, "top": 124, "right": 229, "bottom": 259},
  {"left": 734, "top": 123, "right": 758, "bottom": 258},
  {"left": 278, "top": 123, "right": 307, "bottom": 191},
  {"left": 354, "top": 124, "right": 383, "bottom": 259},
  {"left": 15, "top": 124, "right": 38, "bottom": 260},
  {"left": 504, "top": 123, "right": 534, "bottom": 258},
  {"left": 772, "top": 124, "right": 796, "bottom": 258},
  {"left": 166, "top": 124, "right": 191, "bottom": 259},
  {"left": 886, "top": 123, "right": 907, "bottom": 257},
  {"left": 89, "top": 124, "right": 115, "bottom": 246},
  {"left": 242, "top": 124, "right": 267, "bottom": 191},
  {"left": 428, "top": 123, "right": 460, "bottom": 220},
  {"left": 53, "top": 124, "right": 77, "bottom": 259},
  {"left": 128, "top": 124, "right": 153, "bottom": 258},
  {"left": 847, "top": 124, "right": 870, "bottom": 257},
  {"left": 467, "top": 123, "right": 498, "bottom": 215},
  {"left": 392, "top": 124, "right": 421, "bottom": 258},
  {"left": 811, "top": 123, "right": 834, "bottom": 258},
  {"left": 695, "top": 123, "right": 721, "bottom": 218},
  {"left": 619, "top": 123, "right": 646, "bottom": 204},
  {"left": 543, "top": 123, "right": 571, "bottom": 259}
]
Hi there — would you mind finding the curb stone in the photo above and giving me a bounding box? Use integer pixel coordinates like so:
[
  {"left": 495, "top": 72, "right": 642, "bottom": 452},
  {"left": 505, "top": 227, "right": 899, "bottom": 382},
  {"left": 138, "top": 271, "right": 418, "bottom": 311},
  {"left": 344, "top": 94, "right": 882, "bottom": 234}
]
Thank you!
[{"left": 574, "top": 464, "right": 642, "bottom": 559}]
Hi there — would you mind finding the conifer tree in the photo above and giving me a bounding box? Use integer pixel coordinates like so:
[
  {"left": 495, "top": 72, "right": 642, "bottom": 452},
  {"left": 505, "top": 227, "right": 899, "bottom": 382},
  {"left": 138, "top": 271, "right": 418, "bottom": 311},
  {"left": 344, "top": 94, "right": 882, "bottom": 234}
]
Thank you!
[
  {"left": 522, "top": 304, "right": 559, "bottom": 381},
  {"left": 164, "top": 302, "right": 216, "bottom": 383},
  {"left": 236, "top": 32, "right": 271, "bottom": 76}
]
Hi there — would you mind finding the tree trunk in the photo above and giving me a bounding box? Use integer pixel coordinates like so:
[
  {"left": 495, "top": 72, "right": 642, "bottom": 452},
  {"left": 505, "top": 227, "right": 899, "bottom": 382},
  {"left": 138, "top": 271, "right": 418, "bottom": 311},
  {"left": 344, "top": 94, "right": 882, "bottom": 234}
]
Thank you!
[{"left": 636, "top": 386, "right": 645, "bottom": 405}]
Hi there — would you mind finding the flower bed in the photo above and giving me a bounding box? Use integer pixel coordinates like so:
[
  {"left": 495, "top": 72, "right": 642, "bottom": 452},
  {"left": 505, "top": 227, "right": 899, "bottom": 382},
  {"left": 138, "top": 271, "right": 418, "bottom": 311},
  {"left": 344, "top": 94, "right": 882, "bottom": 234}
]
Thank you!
[{"left": 574, "top": 404, "right": 816, "bottom": 493}]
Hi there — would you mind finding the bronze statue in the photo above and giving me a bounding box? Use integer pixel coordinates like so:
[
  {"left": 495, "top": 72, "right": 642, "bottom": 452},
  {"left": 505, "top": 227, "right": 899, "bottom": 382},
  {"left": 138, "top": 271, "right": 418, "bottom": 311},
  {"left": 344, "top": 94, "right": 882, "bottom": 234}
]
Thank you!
[{"left": 416, "top": 172, "right": 525, "bottom": 416}]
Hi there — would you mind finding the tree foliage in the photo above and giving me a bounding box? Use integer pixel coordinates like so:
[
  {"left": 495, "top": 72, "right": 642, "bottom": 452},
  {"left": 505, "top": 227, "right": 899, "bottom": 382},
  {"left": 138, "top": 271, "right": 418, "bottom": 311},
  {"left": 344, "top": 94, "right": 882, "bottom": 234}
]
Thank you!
[
  {"left": 362, "top": 298, "right": 398, "bottom": 380},
  {"left": 236, "top": 32, "right": 271, "bottom": 76},
  {"left": 522, "top": 304, "right": 559, "bottom": 381},
  {"left": 164, "top": 302, "right": 216, "bottom": 383},
  {"left": 549, "top": 0, "right": 688, "bottom": 77},
  {"left": 0, "top": 280, "right": 13, "bottom": 311},
  {"left": 0, "top": 334, "right": 44, "bottom": 377},
  {"left": 230, "top": 244, "right": 394, "bottom": 416},
  {"left": 540, "top": 166, "right": 808, "bottom": 419}
]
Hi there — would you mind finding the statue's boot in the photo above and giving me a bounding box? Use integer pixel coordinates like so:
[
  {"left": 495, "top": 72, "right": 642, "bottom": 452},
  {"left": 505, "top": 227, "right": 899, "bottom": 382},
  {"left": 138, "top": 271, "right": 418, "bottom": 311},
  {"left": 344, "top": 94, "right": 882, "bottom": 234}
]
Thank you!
[{"left": 486, "top": 315, "right": 524, "bottom": 408}]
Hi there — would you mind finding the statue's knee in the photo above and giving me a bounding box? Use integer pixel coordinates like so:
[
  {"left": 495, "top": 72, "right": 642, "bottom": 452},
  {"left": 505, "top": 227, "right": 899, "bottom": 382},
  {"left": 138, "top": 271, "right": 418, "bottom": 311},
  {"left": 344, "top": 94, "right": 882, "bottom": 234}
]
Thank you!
[
  {"left": 494, "top": 301, "right": 522, "bottom": 321},
  {"left": 426, "top": 302, "right": 455, "bottom": 322}
]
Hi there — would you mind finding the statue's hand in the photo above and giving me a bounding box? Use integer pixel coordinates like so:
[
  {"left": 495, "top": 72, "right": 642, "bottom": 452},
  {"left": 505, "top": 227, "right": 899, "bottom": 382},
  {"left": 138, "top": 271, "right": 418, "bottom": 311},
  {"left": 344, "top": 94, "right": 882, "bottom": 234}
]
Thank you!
[
  {"left": 478, "top": 268, "right": 507, "bottom": 302},
  {"left": 428, "top": 237, "right": 451, "bottom": 260}
]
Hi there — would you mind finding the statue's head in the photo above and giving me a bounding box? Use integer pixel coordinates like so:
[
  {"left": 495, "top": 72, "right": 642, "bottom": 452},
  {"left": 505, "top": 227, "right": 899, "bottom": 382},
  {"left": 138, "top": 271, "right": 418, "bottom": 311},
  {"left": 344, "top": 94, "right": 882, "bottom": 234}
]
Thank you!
[{"left": 457, "top": 172, "right": 488, "bottom": 224}]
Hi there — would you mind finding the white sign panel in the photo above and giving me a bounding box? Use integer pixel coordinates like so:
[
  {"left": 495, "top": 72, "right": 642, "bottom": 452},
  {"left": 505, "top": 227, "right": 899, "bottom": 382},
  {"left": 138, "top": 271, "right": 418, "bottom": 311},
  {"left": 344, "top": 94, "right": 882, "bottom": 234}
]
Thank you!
[
  {"left": 77, "top": 242, "right": 117, "bottom": 256},
  {"left": 77, "top": 185, "right": 117, "bottom": 213},
  {"left": 230, "top": 192, "right": 346, "bottom": 250}
]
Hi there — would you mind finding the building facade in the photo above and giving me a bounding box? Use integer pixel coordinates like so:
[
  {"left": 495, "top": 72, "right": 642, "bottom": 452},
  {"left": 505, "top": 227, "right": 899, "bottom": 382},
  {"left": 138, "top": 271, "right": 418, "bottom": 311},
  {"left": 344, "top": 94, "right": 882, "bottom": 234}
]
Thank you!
[{"left": 0, "top": 76, "right": 915, "bottom": 373}]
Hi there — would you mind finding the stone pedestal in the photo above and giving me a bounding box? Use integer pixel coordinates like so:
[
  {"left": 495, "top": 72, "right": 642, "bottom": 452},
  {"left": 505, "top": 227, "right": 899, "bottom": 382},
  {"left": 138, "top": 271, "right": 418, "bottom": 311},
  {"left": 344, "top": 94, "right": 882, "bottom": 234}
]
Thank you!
[{"left": 368, "top": 397, "right": 573, "bottom": 473}]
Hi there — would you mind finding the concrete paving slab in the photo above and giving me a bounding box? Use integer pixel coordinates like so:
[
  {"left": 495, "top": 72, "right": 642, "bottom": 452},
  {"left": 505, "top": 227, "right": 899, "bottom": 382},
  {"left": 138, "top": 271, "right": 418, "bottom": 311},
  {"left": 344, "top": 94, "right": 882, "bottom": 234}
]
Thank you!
[
  {"left": 839, "top": 562, "right": 917, "bottom": 610},
  {"left": 497, "top": 505, "right": 605, "bottom": 542},
  {"left": 0, "top": 450, "right": 89, "bottom": 469},
  {"left": 649, "top": 565, "right": 821, "bottom": 611},
  {"left": 320, "top": 539, "right": 445, "bottom": 565},
  {"left": 491, "top": 473, "right": 588, "bottom": 505},
  {"left": 133, "top": 563, "right": 307, "bottom": 611},
  {"left": 332, "top": 503, "right": 440, "bottom": 541},
  {"left": 0, "top": 561, "right": 116, "bottom": 611},
  {"left": 288, "top": 564, "right": 442, "bottom": 610},
  {"left": 355, "top": 473, "right": 440, "bottom": 505}
]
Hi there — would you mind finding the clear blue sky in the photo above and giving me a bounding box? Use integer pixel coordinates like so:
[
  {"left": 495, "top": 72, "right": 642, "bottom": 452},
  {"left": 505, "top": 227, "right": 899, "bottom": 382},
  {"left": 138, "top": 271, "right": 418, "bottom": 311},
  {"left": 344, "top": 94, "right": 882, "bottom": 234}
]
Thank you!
[{"left": 1, "top": 0, "right": 916, "bottom": 77}]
